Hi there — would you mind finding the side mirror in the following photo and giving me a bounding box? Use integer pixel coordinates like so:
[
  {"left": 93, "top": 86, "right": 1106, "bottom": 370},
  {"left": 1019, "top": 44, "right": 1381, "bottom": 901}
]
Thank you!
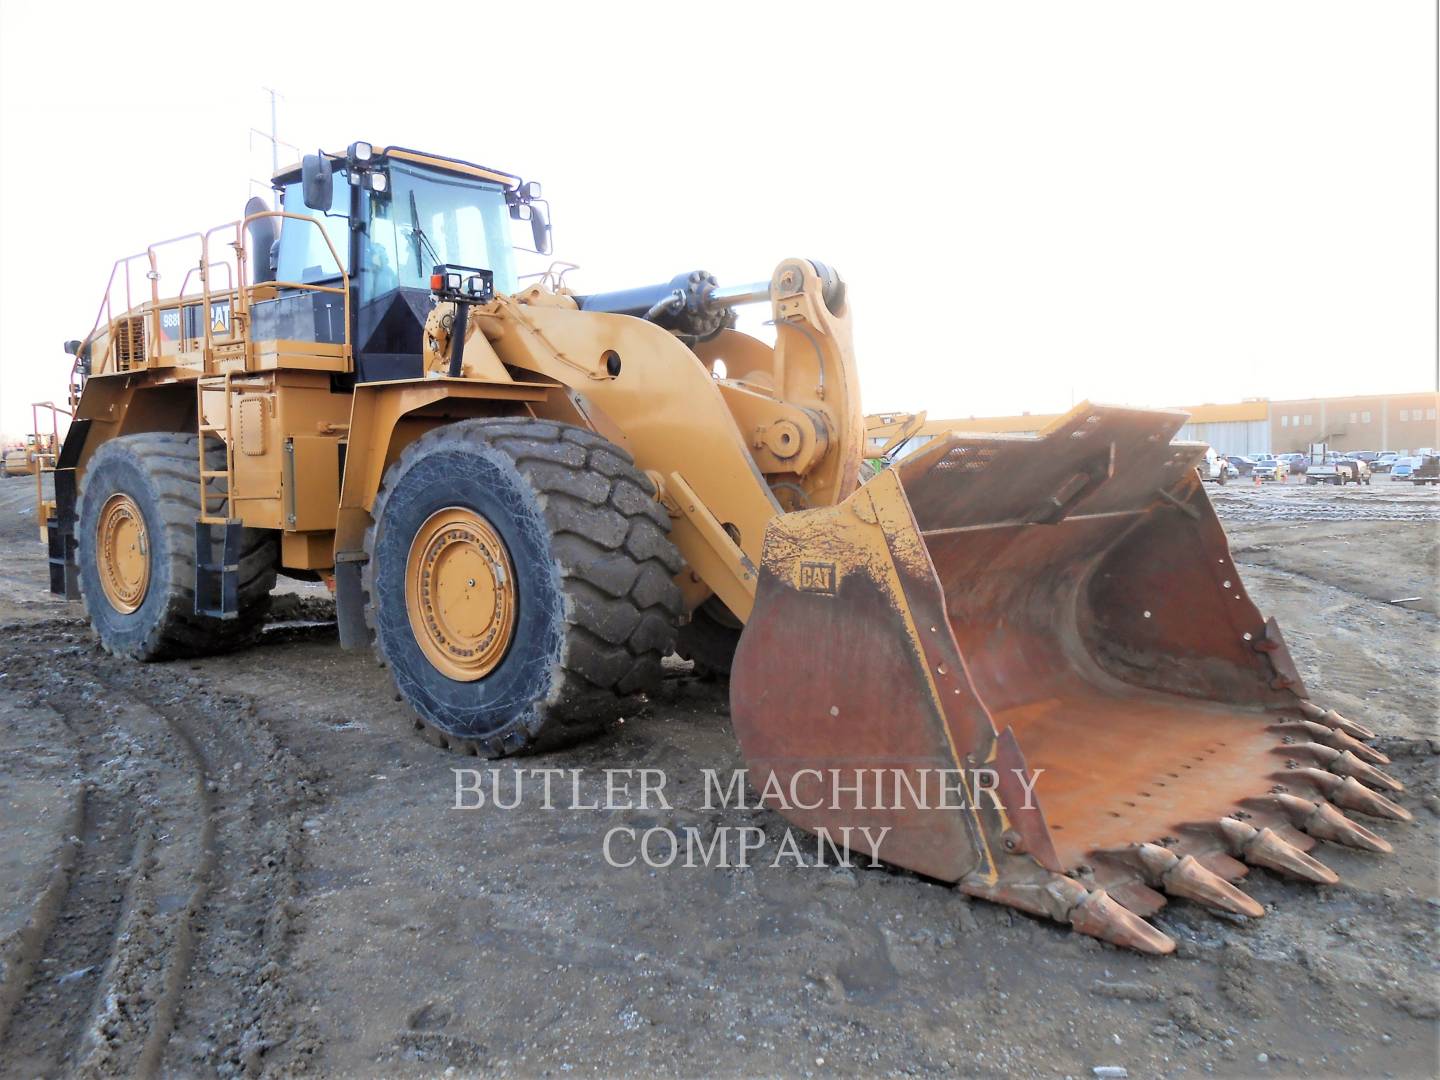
[
  {"left": 530, "top": 201, "right": 552, "bottom": 255},
  {"left": 301, "top": 153, "right": 334, "bottom": 211}
]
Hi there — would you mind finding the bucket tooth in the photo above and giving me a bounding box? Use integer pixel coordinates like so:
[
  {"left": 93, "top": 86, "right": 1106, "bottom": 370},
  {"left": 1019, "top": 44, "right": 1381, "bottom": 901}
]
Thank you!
[
  {"left": 1116, "top": 843, "right": 1264, "bottom": 918},
  {"left": 1298, "top": 743, "right": 1404, "bottom": 792},
  {"left": 1297, "top": 700, "right": 1376, "bottom": 740},
  {"left": 962, "top": 872, "right": 1174, "bottom": 954},
  {"left": 1164, "top": 853, "right": 1266, "bottom": 917},
  {"left": 1324, "top": 749, "right": 1404, "bottom": 793},
  {"left": 1068, "top": 888, "right": 1177, "bottom": 954},
  {"left": 1299, "top": 768, "right": 1412, "bottom": 822},
  {"left": 1273, "top": 794, "right": 1393, "bottom": 853},
  {"left": 1219, "top": 818, "right": 1339, "bottom": 885},
  {"left": 1327, "top": 775, "right": 1413, "bottom": 823},
  {"left": 1299, "top": 721, "right": 1389, "bottom": 765}
]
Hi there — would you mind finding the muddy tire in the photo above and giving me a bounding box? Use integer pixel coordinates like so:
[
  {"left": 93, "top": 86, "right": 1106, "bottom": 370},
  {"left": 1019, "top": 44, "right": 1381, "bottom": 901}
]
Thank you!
[
  {"left": 77, "top": 433, "right": 277, "bottom": 660},
  {"left": 363, "top": 419, "right": 684, "bottom": 756}
]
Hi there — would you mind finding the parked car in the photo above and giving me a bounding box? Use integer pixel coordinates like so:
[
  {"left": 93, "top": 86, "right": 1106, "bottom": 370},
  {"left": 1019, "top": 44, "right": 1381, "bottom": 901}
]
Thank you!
[
  {"left": 1412, "top": 454, "right": 1440, "bottom": 486},
  {"left": 1350, "top": 451, "right": 1380, "bottom": 464},
  {"left": 1251, "top": 458, "right": 1288, "bottom": 481},
  {"left": 1279, "top": 452, "right": 1308, "bottom": 475},
  {"left": 1391, "top": 458, "right": 1416, "bottom": 480},
  {"left": 1306, "top": 455, "right": 1338, "bottom": 484},
  {"left": 1337, "top": 457, "right": 1371, "bottom": 485},
  {"left": 1373, "top": 452, "right": 1400, "bottom": 473},
  {"left": 1308, "top": 455, "right": 1370, "bottom": 486},
  {"left": 1225, "top": 455, "right": 1256, "bottom": 478}
]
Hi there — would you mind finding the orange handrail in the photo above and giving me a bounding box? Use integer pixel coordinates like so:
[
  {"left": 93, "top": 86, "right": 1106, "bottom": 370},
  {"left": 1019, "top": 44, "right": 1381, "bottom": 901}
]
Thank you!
[
  {"left": 75, "top": 210, "right": 350, "bottom": 383},
  {"left": 199, "top": 210, "right": 351, "bottom": 371}
]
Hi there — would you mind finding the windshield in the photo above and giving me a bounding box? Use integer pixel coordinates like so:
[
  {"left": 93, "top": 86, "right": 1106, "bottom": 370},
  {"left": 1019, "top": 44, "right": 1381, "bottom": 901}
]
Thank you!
[{"left": 362, "top": 161, "right": 518, "bottom": 302}]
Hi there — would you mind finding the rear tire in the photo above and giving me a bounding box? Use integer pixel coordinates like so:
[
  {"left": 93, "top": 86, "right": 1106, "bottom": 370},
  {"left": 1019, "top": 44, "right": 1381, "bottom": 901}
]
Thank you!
[
  {"left": 77, "top": 433, "right": 276, "bottom": 660},
  {"left": 363, "top": 419, "right": 684, "bottom": 756}
]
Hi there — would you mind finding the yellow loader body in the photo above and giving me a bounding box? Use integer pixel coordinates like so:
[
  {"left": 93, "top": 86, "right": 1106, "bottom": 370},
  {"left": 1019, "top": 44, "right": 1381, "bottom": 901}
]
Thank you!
[{"left": 45, "top": 143, "right": 1403, "bottom": 953}]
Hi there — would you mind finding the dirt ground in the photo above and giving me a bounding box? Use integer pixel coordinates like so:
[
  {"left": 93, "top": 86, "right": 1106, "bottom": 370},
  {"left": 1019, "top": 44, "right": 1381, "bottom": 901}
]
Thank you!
[{"left": 0, "top": 474, "right": 1436, "bottom": 1079}]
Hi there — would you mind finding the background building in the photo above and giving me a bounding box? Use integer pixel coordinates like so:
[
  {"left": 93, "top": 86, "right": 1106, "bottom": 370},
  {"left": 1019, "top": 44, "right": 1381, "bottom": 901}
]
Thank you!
[
  {"left": 869, "top": 391, "right": 1440, "bottom": 460},
  {"left": 1173, "top": 401, "right": 1269, "bottom": 457},
  {"left": 1269, "top": 392, "right": 1439, "bottom": 455}
]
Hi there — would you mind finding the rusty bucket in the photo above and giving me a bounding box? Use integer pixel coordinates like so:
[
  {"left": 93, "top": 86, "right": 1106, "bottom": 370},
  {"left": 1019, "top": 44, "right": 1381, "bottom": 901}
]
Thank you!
[{"left": 730, "top": 403, "right": 1404, "bottom": 952}]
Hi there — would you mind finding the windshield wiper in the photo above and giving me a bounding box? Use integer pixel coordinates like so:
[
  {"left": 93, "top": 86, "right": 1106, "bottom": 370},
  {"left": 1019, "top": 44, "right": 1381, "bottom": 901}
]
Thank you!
[{"left": 407, "top": 190, "right": 443, "bottom": 270}]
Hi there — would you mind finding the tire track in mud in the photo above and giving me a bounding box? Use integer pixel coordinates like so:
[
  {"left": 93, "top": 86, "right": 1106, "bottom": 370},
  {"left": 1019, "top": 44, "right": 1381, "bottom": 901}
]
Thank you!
[
  {"left": 0, "top": 619, "right": 322, "bottom": 1077},
  {"left": 0, "top": 775, "right": 86, "bottom": 1047},
  {"left": 1212, "top": 487, "right": 1440, "bottom": 524},
  {"left": 0, "top": 681, "right": 149, "bottom": 1078}
]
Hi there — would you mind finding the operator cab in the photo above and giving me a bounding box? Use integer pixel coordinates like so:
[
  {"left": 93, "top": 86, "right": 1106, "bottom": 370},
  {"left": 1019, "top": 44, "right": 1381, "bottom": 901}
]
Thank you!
[{"left": 267, "top": 142, "right": 549, "bottom": 382}]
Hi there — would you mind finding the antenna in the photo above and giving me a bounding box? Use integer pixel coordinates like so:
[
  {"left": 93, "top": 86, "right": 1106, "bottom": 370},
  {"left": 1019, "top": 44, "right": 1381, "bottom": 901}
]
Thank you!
[{"left": 248, "top": 87, "right": 301, "bottom": 198}]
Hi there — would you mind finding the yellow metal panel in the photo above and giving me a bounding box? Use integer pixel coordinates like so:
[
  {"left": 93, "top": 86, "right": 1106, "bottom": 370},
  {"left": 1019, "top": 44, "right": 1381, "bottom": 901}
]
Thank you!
[
  {"left": 281, "top": 530, "right": 336, "bottom": 570},
  {"left": 238, "top": 396, "right": 267, "bottom": 456},
  {"left": 284, "top": 436, "right": 341, "bottom": 532}
]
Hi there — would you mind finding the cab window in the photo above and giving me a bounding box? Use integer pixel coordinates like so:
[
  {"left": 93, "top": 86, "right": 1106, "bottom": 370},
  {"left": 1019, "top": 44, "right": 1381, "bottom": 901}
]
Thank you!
[{"left": 276, "top": 176, "right": 350, "bottom": 283}]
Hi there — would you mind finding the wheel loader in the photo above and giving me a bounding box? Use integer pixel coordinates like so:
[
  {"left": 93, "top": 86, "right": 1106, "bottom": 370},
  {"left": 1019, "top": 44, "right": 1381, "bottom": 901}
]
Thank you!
[
  {"left": 44, "top": 142, "right": 1406, "bottom": 954},
  {"left": 4, "top": 405, "right": 65, "bottom": 478}
]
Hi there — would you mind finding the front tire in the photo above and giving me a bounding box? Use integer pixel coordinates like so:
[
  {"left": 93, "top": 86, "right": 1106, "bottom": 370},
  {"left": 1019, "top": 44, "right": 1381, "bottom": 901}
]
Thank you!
[
  {"left": 77, "top": 433, "right": 276, "bottom": 660},
  {"left": 364, "top": 419, "right": 684, "bottom": 756}
]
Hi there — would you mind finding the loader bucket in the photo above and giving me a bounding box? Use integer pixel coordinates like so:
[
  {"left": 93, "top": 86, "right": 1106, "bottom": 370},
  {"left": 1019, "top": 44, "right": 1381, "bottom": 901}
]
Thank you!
[{"left": 730, "top": 403, "right": 1405, "bottom": 953}]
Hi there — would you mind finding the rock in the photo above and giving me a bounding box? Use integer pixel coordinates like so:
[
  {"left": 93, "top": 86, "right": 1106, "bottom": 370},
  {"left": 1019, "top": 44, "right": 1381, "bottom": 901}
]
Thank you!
[
  {"left": 1091, "top": 980, "right": 1160, "bottom": 1002},
  {"left": 955, "top": 899, "right": 980, "bottom": 934}
]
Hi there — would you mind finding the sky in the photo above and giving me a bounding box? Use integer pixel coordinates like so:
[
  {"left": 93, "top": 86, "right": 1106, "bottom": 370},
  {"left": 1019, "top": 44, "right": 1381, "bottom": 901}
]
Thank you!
[{"left": 0, "top": 1, "right": 1434, "bottom": 439}]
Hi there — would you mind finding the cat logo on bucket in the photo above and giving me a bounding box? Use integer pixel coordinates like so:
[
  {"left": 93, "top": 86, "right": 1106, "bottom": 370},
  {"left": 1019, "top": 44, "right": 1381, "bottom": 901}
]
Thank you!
[{"left": 796, "top": 560, "right": 837, "bottom": 595}]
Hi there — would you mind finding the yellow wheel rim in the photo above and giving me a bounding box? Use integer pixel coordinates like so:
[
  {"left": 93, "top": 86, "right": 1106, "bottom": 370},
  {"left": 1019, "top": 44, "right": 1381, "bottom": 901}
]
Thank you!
[
  {"left": 406, "top": 507, "right": 517, "bottom": 681},
  {"left": 97, "top": 493, "right": 150, "bottom": 614}
]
